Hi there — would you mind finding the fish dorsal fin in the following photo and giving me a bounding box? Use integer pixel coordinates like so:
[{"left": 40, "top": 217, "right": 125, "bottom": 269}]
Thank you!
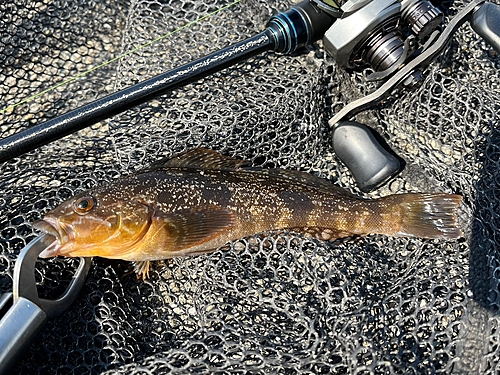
[
  {"left": 156, "top": 207, "right": 235, "bottom": 250},
  {"left": 253, "top": 168, "right": 357, "bottom": 198},
  {"left": 150, "top": 148, "right": 251, "bottom": 171}
]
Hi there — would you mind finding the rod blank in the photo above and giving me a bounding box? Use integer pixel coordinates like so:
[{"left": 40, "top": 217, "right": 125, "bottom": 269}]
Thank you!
[{"left": 0, "top": 31, "right": 274, "bottom": 163}]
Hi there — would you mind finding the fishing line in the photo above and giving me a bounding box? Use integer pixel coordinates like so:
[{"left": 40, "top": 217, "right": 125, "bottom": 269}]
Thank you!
[{"left": 0, "top": 0, "right": 242, "bottom": 115}]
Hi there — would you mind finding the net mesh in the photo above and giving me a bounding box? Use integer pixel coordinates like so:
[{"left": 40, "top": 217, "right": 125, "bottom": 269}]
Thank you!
[{"left": 0, "top": 0, "right": 499, "bottom": 373}]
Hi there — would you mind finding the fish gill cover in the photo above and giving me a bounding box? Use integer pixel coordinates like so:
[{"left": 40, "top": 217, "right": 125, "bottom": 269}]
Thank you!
[{"left": 0, "top": 0, "right": 499, "bottom": 374}]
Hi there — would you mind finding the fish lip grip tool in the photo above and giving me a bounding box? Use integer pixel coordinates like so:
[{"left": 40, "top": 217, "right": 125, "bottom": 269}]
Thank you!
[
  {"left": 0, "top": 235, "right": 91, "bottom": 375},
  {"left": 326, "top": 0, "right": 500, "bottom": 192}
]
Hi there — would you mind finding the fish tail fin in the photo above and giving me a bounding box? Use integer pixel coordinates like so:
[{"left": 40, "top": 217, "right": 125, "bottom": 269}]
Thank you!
[{"left": 384, "top": 193, "right": 463, "bottom": 240}]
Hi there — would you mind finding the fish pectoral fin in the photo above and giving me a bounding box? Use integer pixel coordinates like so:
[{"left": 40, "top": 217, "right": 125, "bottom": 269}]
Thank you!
[
  {"left": 132, "top": 261, "right": 151, "bottom": 280},
  {"left": 146, "top": 148, "right": 251, "bottom": 171},
  {"left": 156, "top": 207, "right": 236, "bottom": 250}
]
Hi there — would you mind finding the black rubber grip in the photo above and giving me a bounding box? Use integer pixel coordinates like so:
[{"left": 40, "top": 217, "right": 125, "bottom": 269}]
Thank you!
[
  {"left": 332, "top": 121, "right": 401, "bottom": 192},
  {"left": 471, "top": 3, "right": 500, "bottom": 54}
]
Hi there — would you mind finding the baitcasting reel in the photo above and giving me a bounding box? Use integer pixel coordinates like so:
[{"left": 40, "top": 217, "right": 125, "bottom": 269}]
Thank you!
[
  {"left": 318, "top": 0, "right": 444, "bottom": 86},
  {"left": 319, "top": 0, "right": 447, "bottom": 192},
  {"left": 268, "top": 0, "right": 500, "bottom": 191},
  {"left": 317, "top": 0, "right": 446, "bottom": 192},
  {"left": 303, "top": 0, "right": 500, "bottom": 191}
]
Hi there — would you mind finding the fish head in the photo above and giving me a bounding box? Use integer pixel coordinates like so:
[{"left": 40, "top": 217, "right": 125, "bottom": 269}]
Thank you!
[{"left": 33, "top": 187, "right": 154, "bottom": 259}]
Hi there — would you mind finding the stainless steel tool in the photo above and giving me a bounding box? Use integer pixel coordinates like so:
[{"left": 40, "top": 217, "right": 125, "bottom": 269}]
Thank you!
[{"left": 0, "top": 235, "right": 91, "bottom": 374}]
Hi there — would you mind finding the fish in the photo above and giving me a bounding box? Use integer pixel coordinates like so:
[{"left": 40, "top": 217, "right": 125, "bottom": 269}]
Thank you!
[{"left": 33, "top": 148, "right": 463, "bottom": 279}]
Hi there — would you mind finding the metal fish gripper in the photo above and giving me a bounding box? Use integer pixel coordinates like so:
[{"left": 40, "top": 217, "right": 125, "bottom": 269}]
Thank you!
[{"left": 0, "top": 235, "right": 91, "bottom": 374}]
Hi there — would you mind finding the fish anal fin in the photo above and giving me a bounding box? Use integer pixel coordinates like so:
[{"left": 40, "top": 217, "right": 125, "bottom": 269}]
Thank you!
[
  {"left": 157, "top": 207, "right": 236, "bottom": 251},
  {"left": 148, "top": 148, "right": 251, "bottom": 171}
]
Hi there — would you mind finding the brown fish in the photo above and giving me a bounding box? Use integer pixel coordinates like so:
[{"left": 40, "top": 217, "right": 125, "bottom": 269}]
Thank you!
[{"left": 33, "top": 148, "right": 462, "bottom": 279}]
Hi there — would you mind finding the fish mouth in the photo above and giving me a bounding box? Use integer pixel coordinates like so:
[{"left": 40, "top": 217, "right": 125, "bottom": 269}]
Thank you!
[{"left": 32, "top": 217, "right": 74, "bottom": 258}]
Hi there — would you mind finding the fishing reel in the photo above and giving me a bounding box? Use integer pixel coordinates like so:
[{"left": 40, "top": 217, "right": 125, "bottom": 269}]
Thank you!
[
  {"left": 314, "top": 0, "right": 500, "bottom": 191},
  {"left": 318, "top": 0, "right": 445, "bottom": 192},
  {"left": 318, "top": 0, "right": 443, "bottom": 86},
  {"left": 268, "top": 0, "right": 500, "bottom": 191}
]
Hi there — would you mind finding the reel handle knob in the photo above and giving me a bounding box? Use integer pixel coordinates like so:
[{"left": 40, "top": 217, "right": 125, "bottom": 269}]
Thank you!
[
  {"left": 332, "top": 121, "right": 401, "bottom": 192},
  {"left": 471, "top": 2, "right": 500, "bottom": 54}
]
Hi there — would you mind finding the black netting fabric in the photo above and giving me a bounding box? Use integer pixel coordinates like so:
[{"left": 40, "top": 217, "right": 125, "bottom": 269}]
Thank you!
[{"left": 1, "top": 0, "right": 499, "bottom": 373}]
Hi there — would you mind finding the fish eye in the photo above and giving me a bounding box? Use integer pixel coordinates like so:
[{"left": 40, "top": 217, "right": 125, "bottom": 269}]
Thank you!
[{"left": 73, "top": 196, "right": 96, "bottom": 215}]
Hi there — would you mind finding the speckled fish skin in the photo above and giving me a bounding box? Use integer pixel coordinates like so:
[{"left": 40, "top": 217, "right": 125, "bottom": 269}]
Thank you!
[{"left": 33, "top": 148, "right": 462, "bottom": 274}]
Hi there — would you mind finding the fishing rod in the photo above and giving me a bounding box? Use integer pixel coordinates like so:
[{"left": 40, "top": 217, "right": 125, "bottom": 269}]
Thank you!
[
  {"left": 0, "top": 1, "right": 334, "bottom": 163},
  {"left": 0, "top": 0, "right": 499, "bottom": 192}
]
